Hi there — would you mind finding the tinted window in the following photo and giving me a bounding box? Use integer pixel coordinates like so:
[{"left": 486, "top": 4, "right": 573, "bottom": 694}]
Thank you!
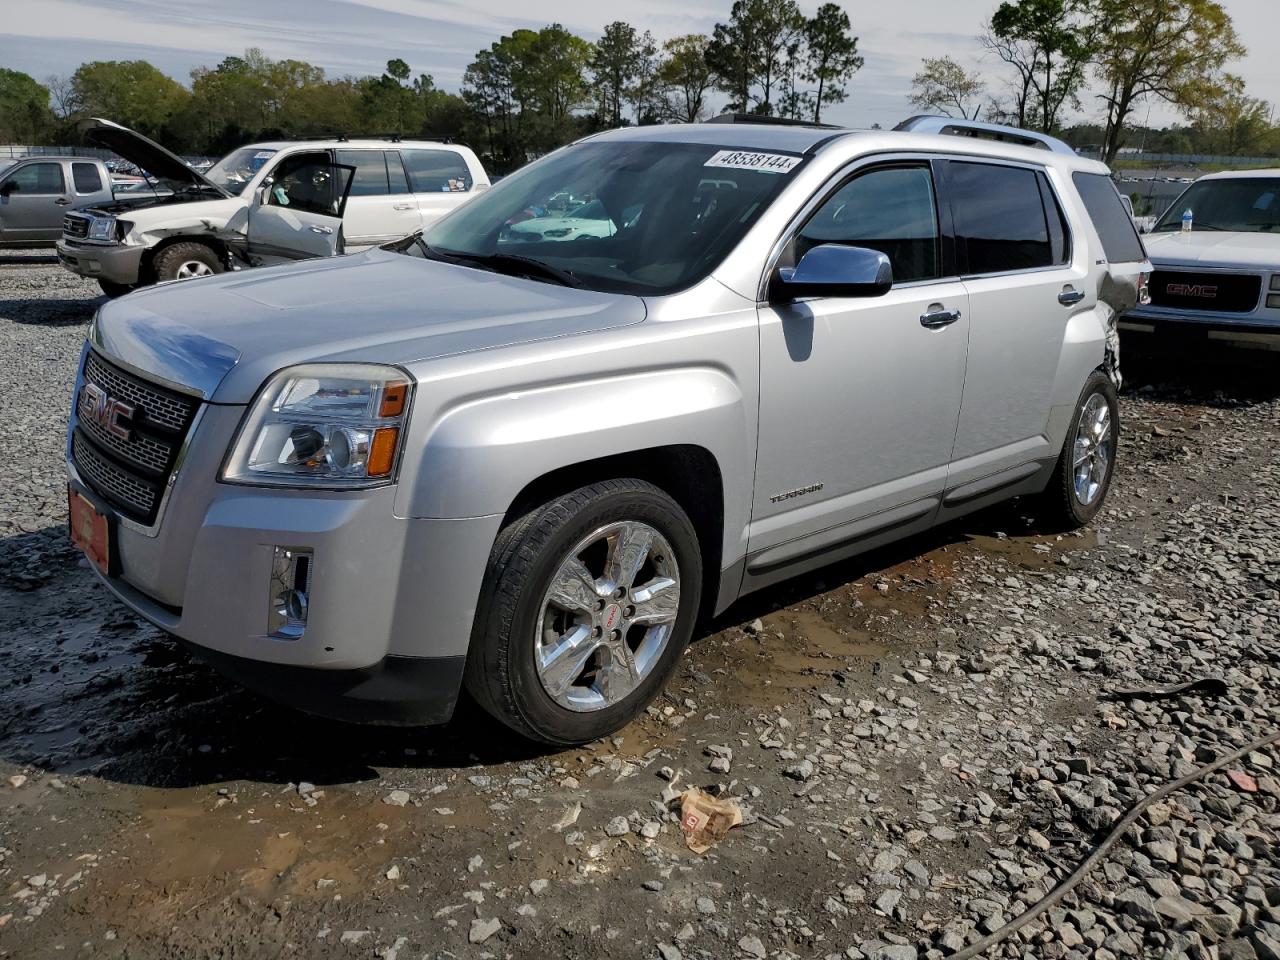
[
  {"left": 1038, "top": 173, "right": 1070, "bottom": 265},
  {"left": 335, "top": 150, "right": 390, "bottom": 197},
  {"left": 266, "top": 153, "right": 345, "bottom": 217},
  {"left": 403, "top": 149, "right": 472, "bottom": 193},
  {"left": 5, "top": 162, "right": 65, "bottom": 195},
  {"left": 72, "top": 162, "right": 103, "bottom": 194},
  {"left": 385, "top": 151, "right": 409, "bottom": 194},
  {"left": 1072, "top": 172, "right": 1145, "bottom": 263},
  {"left": 797, "top": 165, "right": 940, "bottom": 282},
  {"left": 948, "top": 162, "right": 1052, "bottom": 274}
]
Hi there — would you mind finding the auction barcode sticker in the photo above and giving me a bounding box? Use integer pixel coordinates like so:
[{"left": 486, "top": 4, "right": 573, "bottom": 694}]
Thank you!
[{"left": 704, "top": 150, "right": 802, "bottom": 174}]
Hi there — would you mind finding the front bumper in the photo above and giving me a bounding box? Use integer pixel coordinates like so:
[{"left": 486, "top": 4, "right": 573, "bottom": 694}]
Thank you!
[
  {"left": 1120, "top": 308, "right": 1280, "bottom": 350},
  {"left": 57, "top": 239, "right": 144, "bottom": 285},
  {"left": 67, "top": 363, "right": 503, "bottom": 724}
]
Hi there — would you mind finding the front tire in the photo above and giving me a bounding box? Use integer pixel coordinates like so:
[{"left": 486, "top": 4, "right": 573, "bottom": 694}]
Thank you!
[
  {"left": 152, "top": 241, "right": 223, "bottom": 284},
  {"left": 1039, "top": 370, "right": 1119, "bottom": 529},
  {"left": 464, "top": 479, "right": 703, "bottom": 746}
]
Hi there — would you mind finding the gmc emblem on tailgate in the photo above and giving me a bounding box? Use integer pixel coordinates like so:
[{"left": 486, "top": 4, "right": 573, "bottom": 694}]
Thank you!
[
  {"left": 1166, "top": 282, "right": 1218, "bottom": 298},
  {"left": 78, "top": 382, "right": 136, "bottom": 440}
]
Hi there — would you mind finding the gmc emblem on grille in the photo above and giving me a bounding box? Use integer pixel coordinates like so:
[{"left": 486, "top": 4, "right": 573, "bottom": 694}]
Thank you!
[
  {"left": 78, "top": 382, "right": 136, "bottom": 440},
  {"left": 1166, "top": 283, "right": 1218, "bottom": 298}
]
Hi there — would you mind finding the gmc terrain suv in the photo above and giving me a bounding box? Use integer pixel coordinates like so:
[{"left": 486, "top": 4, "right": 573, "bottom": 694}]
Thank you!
[
  {"left": 1120, "top": 169, "right": 1280, "bottom": 349},
  {"left": 57, "top": 118, "right": 489, "bottom": 298},
  {"left": 67, "top": 116, "right": 1149, "bottom": 745}
]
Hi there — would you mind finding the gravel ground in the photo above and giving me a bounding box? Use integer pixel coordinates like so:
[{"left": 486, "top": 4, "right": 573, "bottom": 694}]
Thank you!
[{"left": 0, "top": 254, "right": 1277, "bottom": 960}]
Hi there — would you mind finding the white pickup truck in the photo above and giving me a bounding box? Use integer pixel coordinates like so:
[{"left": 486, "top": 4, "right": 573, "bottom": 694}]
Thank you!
[{"left": 57, "top": 119, "right": 490, "bottom": 297}]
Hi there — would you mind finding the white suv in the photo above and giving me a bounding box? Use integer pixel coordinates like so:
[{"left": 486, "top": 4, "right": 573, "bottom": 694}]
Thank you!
[
  {"left": 1121, "top": 169, "right": 1280, "bottom": 348},
  {"left": 57, "top": 119, "right": 489, "bottom": 297}
]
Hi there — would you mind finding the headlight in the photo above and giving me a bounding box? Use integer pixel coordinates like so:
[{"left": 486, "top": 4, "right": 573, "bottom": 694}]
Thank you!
[
  {"left": 222, "top": 364, "right": 413, "bottom": 488},
  {"left": 87, "top": 216, "right": 117, "bottom": 241}
]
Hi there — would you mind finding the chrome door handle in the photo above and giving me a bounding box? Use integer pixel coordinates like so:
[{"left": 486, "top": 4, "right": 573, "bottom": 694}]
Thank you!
[
  {"left": 920, "top": 307, "right": 962, "bottom": 329},
  {"left": 54, "top": 198, "right": 72, "bottom": 205},
  {"left": 392, "top": 202, "right": 414, "bottom": 210},
  {"left": 308, "top": 225, "right": 334, "bottom": 235},
  {"left": 1058, "top": 288, "right": 1085, "bottom": 306}
]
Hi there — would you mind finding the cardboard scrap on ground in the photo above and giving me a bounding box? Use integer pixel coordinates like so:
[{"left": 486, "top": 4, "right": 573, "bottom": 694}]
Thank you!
[{"left": 678, "top": 787, "right": 743, "bottom": 854}]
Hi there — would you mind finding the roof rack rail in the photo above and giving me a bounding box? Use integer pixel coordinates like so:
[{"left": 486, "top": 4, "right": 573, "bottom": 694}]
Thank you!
[
  {"left": 893, "top": 115, "right": 1076, "bottom": 156},
  {"left": 274, "top": 133, "right": 458, "bottom": 144},
  {"left": 706, "top": 112, "right": 842, "bottom": 130}
]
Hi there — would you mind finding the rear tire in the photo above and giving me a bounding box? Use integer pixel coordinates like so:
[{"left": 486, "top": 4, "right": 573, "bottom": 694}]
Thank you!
[
  {"left": 152, "top": 241, "right": 223, "bottom": 284},
  {"left": 97, "top": 279, "right": 133, "bottom": 299},
  {"left": 1038, "top": 370, "right": 1119, "bottom": 530},
  {"left": 464, "top": 479, "right": 702, "bottom": 746}
]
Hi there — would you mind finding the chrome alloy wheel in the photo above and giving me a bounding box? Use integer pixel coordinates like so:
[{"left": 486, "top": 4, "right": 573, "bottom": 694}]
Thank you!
[
  {"left": 174, "top": 260, "right": 214, "bottom": 279},
  {"left": 1072, "top": 392, "right": 1112, "bottom": 506},
  {"left": 534, "top": 520, "right": 681, "bottom": 712}
]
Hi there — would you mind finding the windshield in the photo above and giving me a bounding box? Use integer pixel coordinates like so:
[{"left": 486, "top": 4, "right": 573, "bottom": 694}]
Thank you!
[
  {"left": 204, "top": 147, "right": 278, "bottom": 196},
  {"left": 423, "top": 141, "right": 806, "bottom": 295},
  {"left": 1154, "top": 178, "right": 1280, "bottom": 233}
]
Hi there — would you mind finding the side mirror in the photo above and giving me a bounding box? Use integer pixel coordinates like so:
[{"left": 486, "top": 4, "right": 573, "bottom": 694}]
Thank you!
[{"left": 773, "top": 244, "right": 893, "bottom": 300}]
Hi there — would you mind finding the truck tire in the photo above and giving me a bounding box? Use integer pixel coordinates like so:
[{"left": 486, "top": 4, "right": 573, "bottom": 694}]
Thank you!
[
  {"left": 153, "top": 242, "right": 223, "bottom": 284},
  {"left": 464, "top": 479, "right": 703, "bottom": 746},
  {"left": 1038, "top": 370, "right": 1119, "bottom": 530},
  {"left": 97, "top": 279, "right": 134, "bottom": 299}
]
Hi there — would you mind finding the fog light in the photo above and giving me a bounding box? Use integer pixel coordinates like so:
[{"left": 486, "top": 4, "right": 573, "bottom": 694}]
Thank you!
[{"left": 268, "top": 546, "right": 312, "bottom": 639}]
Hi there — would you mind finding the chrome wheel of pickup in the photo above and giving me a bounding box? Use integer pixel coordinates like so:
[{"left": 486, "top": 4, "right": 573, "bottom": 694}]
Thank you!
[
  {"left": 1072, "top": 392, "right": 1112, "bottom": 506},
  {"left": 535, "top": 520, "right": 681, "bottom": 713},
  {"left": 175, "top": 260, "right": 214, "bottom": 279}
]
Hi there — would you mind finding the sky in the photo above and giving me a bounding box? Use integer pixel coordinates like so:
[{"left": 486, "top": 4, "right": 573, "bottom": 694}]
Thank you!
[{"left": 2, "top": 0, "right": 1277, "bottom": 133}]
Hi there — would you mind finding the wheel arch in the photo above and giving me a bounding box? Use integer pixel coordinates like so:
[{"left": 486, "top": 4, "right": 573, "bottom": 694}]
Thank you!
[{"left": 140, "top": 234, "right": 230, "bottom": 284}]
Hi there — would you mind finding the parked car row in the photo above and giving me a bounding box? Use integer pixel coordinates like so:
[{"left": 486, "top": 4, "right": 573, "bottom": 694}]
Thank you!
[{"left": 66, "top": 114, "right": 1155, "bottom": 743}]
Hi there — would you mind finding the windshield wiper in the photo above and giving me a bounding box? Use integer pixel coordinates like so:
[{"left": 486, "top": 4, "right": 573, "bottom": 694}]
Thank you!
[{"left": 441, "top": 250, "right": 584, "bottom": 288}]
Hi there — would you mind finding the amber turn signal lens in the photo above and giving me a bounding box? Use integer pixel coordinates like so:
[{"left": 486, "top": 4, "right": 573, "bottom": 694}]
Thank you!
[
  {"left": 379, "top": 382, "right": 408, "bottom": 418},
  {"left": 367, "top": 427, "right": 399, "bottom": 477}
]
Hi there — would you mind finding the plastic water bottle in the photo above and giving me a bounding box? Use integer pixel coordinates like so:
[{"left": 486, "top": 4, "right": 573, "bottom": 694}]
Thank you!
[{"left": 1181, "top": 208, "right": 1193, "bottom": 233}]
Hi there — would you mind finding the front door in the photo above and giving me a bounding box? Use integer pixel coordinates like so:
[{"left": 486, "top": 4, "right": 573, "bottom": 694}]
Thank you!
[
  {"left": 0, "top": 161, "right": 72, "bottom": 243},
  {"left": 750, "top": 161, "right": 969, "bottom": 577},
  {"left": 246, "top": 153, "right": 355, "bottom": 266}
]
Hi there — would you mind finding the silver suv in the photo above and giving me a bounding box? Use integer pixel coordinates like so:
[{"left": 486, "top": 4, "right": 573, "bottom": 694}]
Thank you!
[{"left": 66, "top": 117, "right": 1149, "bottom": 745}]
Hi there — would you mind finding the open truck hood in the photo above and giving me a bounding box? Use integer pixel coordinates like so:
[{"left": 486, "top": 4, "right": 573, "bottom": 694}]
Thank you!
[{"left": 80, "top": 118, "right": 230, "bottom": 198}]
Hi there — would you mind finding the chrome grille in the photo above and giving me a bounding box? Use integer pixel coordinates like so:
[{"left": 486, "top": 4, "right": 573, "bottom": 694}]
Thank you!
[
  {"left": 71, "top": 432, "right": 160, "bottom": 517},
  {"left": 72, "top": 351, "right": 200, "bottom": 525},
  {"left": 63, "top": 215, "right": 89, "bottom": 240},
  {"left": 83, "top": 351, "right": 196, "bottom": 432}
]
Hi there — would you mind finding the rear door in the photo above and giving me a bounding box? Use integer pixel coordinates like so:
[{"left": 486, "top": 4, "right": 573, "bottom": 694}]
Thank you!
[
  {"left": 246, "top": 152, "right": 355, "bottom": 265},
  {"left": 70, "top": 161, "right": 111, "bottom": 209},
  {"left": 943, "top": 159, "right": 1091, "bottom": 484},
  {"left": 335, "top": 149, "right": 420, "bottom": 248},
  {"left": 0, "top": 160, "right": 72, "bottom": 242},
  {"left": 401, "top": 147, "right": 476, "bottom": 229}
]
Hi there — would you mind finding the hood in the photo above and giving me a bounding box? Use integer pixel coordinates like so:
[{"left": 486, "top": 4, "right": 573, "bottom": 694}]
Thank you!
[
  {"left": 80, "top": 118, "right": 229, "bottom": 197},
  {"left": 93, "top": 249, "right": 647, "bottom": 403},
  {"left": 1144, "top": 230, "right": 1280, "bottom": 271}
]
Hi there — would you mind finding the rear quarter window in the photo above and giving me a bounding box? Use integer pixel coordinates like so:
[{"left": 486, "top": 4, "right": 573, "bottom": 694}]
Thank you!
[
  {"left": 72, "top": 162, "right": 103, "bottom": 194},
  {"left": 1072, "top": 172, "right": 1147, "bottom": 264},
  {"left": 403, "top": 149, "right": 472, "bottom": 193}
]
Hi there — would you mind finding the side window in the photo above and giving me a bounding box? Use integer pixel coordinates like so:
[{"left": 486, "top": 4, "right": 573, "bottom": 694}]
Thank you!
[
  {"left": 265, "top": 153, "right": 342, "bottom": 217},
  {"left": 402, "top": 149, "right": 472, "bottom": 194},
  {"left": 1037, "top": 172, "right": 1070, "bottom": 265},
  {"left": 947, "top": 162, "right": 1053, "bottom": 274},
  {"left": 796, "top": 164, "right": 940, "bottom": 283},
  {"left": 5, "top": 162, "right": 66, "bottom": 195},
  {"left": 1071, "top": 171, "right": 1146, "bottom": 264},
  {"left": 385, "top": 151, "right": 409, "bottom": 194},
  {"left": 335, "top": 150, "right": 390, "bottom": 197},
  {"left": 72, "top": 162, "right": 104, "bottom": 194}
]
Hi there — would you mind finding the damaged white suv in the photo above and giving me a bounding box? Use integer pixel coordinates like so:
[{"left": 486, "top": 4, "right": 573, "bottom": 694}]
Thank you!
[
  {"left": 57, "top": 119, "right": 489, "bottom": 298},
  {"left": 67, "top": 117, "right": 1148, "bottom": 745}
]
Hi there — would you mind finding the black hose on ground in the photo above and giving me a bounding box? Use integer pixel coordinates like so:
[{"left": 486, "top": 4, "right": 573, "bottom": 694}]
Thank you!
[{"left": 946, "top": 728, "right": 1280, "bottom": 959}]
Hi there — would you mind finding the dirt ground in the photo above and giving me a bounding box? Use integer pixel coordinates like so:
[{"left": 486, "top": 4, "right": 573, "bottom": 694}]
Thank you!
[{"left": 0, "top": 253, "right": 1277, "bottom": 960}]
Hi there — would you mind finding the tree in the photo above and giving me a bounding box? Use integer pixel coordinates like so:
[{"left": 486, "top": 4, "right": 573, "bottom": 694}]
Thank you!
[
  {"left": 1093, "top": 0, "right": 1243, "bottom": 164},
  {"left": 982, "top": 0, "right": 1094, "bottom": 132},
  {"left": 1191, "top": 74, "right": 1274, "bottom": 156},
  {"left": 657, "top": 35, "right": 714, "bottom": 123},
  {"left": 362, "top": 58, "right": 421, "bottom": 134},
  {"left": 69, "top": 60, "right": 189, "bottom": 137},
  {"left": 591, "top": 21, "right": 643, "bottom": 127},
  {"left": 803, "top": 3, "right": 863, "bottom": 123},
  {"left": 706, "top": 0, "right": 767, "bottom": 113},
  {"left": 0, "top": 69, "right": 53, "bottom": 143},
  {"left": 909, "top": 57, "right": 984, "bottom": 120}
]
